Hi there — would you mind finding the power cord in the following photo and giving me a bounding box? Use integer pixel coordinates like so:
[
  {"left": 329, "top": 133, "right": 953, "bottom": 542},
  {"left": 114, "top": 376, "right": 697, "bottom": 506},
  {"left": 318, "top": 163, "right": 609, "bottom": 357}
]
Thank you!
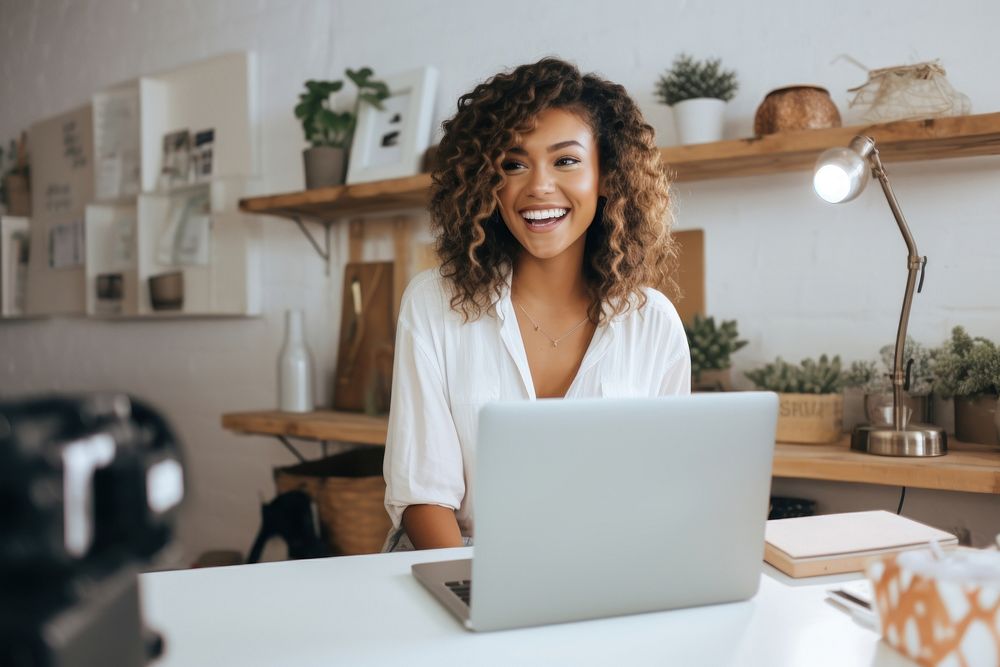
[{"left": 896, "top": 486, "right": 907, "bottom": 514}]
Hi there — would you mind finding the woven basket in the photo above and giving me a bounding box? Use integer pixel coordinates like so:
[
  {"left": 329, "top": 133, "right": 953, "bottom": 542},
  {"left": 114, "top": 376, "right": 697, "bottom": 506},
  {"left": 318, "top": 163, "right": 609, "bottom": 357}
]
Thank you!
[{"left": 274, "top": 447, "right": 391, "bottom": 556}]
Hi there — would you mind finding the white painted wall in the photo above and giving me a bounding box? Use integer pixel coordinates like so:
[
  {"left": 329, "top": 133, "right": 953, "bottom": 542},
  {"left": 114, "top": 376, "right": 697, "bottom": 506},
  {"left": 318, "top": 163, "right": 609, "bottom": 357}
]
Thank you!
[{"left": 1, "top": 0, "right": 998, "bottom": 561}]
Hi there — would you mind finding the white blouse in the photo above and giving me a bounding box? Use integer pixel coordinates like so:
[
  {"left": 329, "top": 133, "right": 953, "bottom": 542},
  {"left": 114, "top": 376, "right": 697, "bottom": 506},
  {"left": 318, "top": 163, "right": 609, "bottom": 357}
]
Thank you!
[{"left": 382, "top": 269, "right": 691, "bottom": 537}]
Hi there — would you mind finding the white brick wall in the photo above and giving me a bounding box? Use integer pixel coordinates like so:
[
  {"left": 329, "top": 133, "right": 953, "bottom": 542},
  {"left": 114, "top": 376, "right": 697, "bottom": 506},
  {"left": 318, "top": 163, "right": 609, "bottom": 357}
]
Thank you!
[{"left": 1, "top": 0, "right": 998, "bottom": 559}]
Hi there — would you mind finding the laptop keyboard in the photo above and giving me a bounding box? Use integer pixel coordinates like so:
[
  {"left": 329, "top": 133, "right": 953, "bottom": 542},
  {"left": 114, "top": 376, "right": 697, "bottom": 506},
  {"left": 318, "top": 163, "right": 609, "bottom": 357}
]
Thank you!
[{"left": 445, "top": 579, "right": 472, "bottom": 606}]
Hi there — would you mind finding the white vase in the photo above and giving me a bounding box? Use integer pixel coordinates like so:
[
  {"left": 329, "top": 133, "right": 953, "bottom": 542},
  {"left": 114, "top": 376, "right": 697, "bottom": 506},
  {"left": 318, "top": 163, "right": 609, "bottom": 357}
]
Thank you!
[
  {"left": 671, "top": 98, "right": 727, "bottom": 145},
  {"left": 278, "top": 309, "right": 314, "bottom": 412}
]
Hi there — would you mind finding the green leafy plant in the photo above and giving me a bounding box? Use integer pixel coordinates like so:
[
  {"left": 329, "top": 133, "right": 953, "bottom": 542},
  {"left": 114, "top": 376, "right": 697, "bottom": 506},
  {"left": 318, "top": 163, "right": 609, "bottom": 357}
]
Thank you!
[
  {"left": 845, "top": 337, "right": 936, "bottom": 395},
  {"left": 844, "top": 359, "right": 878, "bottom": 389},
  {"left": 745, "top": 355, "right": 847, "bottom": 394},
  {"left": 684, "top": 315, "right": 747, "bottom": 380},
  {"left": 932, "top": 327, "right": 1000, "bottom": 399},
  {"left": 655, "top": 54, "right": 739, "bottom": 106},
  {"left": 295, "top": 68, "right": 390, "bottom": 149}
]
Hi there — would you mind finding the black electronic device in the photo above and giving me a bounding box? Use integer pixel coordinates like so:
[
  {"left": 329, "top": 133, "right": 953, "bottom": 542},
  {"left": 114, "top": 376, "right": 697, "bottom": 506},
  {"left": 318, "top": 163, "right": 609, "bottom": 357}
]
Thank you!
[{"left": 0, "top": 394, "right": 186, "bottom": 666}]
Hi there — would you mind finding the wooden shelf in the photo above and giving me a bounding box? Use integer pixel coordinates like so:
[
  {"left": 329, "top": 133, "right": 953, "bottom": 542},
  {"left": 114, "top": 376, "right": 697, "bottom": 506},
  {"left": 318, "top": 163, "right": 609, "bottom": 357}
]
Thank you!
[
  {"left": 239, "top": 173, "right": 431, "bottom": 222},
  {"left": 662, "top": 111, "right": 1000, "bottom": 181},
  {"left": 224, "top": 410, "right": 1000, "bottom": 495},
  {"left": 774, "top": 436, "right": 1000, "bottom": 495},
  {"left": 222, "top": 410, "right": 388, "bottom": 446},
  {"left": 239, "top": 112, "right": 1000, "bottom": 221}
]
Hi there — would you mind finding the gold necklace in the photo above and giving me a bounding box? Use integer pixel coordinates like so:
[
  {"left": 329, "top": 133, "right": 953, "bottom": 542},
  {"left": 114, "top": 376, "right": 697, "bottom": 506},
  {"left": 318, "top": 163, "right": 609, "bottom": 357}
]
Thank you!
[{"left": 515, "top": 302, "right": 591, "bottom": 348}]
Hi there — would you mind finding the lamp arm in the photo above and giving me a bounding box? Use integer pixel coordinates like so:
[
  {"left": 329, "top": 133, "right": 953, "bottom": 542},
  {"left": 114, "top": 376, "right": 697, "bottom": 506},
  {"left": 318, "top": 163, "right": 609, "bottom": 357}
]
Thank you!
[{"left": 869, "top": 148, "right": 926, "bottom": 431}]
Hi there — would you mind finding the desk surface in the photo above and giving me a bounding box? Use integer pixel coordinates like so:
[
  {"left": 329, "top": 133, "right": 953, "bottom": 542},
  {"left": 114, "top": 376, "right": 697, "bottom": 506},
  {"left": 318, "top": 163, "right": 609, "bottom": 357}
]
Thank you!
[{"left": 141, "top": 548, "right": 917, "bottom": 667}]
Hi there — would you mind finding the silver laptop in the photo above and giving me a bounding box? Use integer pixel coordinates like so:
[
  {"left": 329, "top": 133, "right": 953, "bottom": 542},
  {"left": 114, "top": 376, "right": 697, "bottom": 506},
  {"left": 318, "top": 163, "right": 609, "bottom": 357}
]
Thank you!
[{"left": 412, "top": 392, "right": 778, "bottom": 632}]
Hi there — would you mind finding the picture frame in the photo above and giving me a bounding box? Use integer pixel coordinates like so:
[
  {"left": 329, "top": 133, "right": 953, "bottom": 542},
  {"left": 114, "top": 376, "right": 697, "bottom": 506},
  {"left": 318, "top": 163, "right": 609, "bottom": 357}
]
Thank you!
[
  {"left": 346, "top": 66, "right": 438, "bottom": 185},
  {"left": 159, "top": 129, "right": 191, "bottom": 191}
]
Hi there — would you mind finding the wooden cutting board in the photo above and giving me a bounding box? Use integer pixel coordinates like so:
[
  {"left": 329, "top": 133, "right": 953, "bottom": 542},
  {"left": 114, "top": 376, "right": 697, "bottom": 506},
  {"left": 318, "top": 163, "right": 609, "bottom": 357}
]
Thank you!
[
  {"left": 333, "top": 261, "right": 395, "bottom": 414},
  {"left": 673, "top": 229, "right": 704, "bottom": 326}
]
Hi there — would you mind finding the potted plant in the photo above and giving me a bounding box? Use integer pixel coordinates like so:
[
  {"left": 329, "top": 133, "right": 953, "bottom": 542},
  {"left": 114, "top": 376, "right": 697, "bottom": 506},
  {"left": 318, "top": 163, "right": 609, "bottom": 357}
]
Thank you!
[
  {"left": 655, "top": 53, "right": 738, "bottom": 145},
  {"left": 295, "top": 68, "right": 390, "bottom": 189},
  {"left": 684, "top": 314, "right": 747, "bottom": 391},
  {"left": 843, "top": 359, "right": 878, "bottom": 432},
  {"left": 0, "top": 135, "right": 31, "bottom": 216},
  {"left": 745, "top": 355, "right": 847, "bottom": 444},
  {"left": 931, "top": 327, "right": 1000, "bottom": 445},
  {"left": 845, "top": 338, "right": 936, "bottom": 428}
]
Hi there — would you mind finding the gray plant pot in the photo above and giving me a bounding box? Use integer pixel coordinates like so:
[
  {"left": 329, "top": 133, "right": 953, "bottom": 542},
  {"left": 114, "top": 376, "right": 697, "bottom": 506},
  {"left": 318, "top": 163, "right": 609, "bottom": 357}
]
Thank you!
[
  {"left": 842, "top": 387, "right": 866, "bottom": 432},
  {"left": 954, "top": 394, "right": 1000, "bottom": 446},
  {"left": 303, "top": 146, "right": 347, "bottom": 189},
  {"left": 995, "top": 396, "right": 1000, "bottom": 443},
  {"left": 692, "top": 367, "right": 731, "bottom": 392}
]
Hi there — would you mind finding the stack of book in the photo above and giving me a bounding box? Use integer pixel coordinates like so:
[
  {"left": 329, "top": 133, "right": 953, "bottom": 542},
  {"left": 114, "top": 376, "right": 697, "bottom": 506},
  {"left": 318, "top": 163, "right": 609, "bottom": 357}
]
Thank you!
[{"left": 764, "top": 510, "right": 959, "bottom": 578}]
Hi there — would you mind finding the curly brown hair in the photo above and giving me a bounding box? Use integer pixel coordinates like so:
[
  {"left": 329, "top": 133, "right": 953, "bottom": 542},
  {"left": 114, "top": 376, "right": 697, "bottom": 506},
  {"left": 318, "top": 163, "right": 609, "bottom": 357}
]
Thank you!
[{"left": 429, "top": 57, "right": 677, "bottom": 323}]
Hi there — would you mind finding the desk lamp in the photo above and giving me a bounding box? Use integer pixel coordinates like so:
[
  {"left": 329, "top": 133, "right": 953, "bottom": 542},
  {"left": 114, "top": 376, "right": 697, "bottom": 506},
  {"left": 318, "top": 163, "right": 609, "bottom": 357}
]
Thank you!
[{"left": 812, "top": 136, "right": 947, "bottom": 457}]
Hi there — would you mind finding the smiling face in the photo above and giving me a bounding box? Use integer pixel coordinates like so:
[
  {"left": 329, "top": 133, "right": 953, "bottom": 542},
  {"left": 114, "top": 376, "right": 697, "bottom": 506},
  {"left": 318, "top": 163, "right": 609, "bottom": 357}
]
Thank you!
[{"left": 496, "top": 107, "right": 602, "bottom": 264}]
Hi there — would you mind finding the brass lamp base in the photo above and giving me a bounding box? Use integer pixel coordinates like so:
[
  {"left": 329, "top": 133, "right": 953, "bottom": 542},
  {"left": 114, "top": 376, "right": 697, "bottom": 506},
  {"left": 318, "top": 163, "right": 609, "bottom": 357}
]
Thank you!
[{"left": 851, "top": 423, "right": 947, "bottom": 457}]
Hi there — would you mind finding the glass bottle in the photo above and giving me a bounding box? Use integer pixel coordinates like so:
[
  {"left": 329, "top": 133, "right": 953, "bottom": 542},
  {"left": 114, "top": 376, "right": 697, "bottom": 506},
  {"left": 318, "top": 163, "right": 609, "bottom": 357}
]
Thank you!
[{"left": 278, "top": 309, "right": 314, "bottom": 412}]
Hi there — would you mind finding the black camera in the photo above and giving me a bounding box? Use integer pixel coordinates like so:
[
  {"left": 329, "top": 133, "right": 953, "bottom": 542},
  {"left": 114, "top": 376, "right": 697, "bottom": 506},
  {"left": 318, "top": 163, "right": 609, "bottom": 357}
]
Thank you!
[{"left": 0, "top": 394, "right": 186, "bottom": 667}]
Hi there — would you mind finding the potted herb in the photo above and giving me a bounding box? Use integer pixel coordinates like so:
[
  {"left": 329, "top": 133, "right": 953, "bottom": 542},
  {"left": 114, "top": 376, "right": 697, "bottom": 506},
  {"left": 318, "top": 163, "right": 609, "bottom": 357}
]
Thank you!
[
  {"left": 0, "top": 135, "right": 31, "bottom": 216},
  {"left": 845, "top": 338, "right": 936, "bottom": 428},
  {"left": 843, "top": 359, "right": 878, "bottom": 432},
  {"left": 931, "top": 327, "right": 1000, "bottom": 445},
  {"left": 684, "top": 314, "right": 747, "bottom": 391},
  {"left": 655, "top": 53, "right": 738, "bottom": 145},
  {"left": 745, "top": 355, "right": 847, "bottom": 444},
  {"left": 295, "top": 68, "right": 390, "bottom": 189}
]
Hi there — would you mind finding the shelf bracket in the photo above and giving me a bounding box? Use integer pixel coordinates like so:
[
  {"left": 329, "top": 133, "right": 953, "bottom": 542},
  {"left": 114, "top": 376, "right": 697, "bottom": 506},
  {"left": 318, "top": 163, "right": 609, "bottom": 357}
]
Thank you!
[
  {"left": 276, "top": 435, "right": 307, "bottom": 463},
  {"left": 291, "top": 216, "right": 333, "bottom": 276}
]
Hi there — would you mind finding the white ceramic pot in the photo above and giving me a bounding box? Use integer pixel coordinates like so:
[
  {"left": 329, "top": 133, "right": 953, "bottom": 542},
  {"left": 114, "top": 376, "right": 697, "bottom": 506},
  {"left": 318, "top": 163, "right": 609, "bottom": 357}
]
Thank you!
[{"left": 671, "top": 98, "right": 727, "bottom": 145}]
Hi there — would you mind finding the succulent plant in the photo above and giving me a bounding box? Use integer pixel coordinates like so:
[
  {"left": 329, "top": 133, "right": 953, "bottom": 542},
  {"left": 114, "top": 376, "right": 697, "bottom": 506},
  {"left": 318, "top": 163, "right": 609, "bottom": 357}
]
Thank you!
[
  {"left": 932, "top": 326, "right": 1000, "bottom": 399},
  {"left": 844, "top": 359, "right": 878, "bottom": 390},
  {"left": 745, "top": 355, "right": 847, "bottom": 395},
  {"left": 655, "top": 53, "right": 739, "bottom": 106},
  {"left": 845, "top": 337, "right": 936, "bottom": 395},
  {"left": 684, "top": 315, "right": 747, "bottom": 380}
]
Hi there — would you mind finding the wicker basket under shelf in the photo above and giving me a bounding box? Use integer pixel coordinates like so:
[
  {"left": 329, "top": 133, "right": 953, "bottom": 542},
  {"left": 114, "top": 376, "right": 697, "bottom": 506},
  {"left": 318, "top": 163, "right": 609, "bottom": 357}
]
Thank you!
[{"left": 274, "top": 447, "right": 391, "bottom": 556}]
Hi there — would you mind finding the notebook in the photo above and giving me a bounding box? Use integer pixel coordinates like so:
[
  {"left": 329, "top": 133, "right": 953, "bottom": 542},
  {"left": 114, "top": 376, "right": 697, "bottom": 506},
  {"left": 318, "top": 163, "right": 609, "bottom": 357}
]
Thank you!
[{"left": 764, "top": 510, "right": 958, "bottom": 578}]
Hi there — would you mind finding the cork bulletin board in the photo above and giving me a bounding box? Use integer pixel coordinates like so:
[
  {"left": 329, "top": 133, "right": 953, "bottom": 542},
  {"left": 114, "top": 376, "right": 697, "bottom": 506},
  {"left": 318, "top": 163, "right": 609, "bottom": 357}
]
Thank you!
[{"left": 25, "top": 104, "right": 94, "bottom": 315}]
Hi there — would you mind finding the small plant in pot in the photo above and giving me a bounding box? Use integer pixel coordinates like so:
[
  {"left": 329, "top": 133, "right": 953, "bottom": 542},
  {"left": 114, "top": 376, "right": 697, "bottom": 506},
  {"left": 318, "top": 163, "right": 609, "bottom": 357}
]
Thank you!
[
  {"left": 655, "top": 53, "right": 738, "bottom": 145},
  {"left": 931, "top": 326, "right": 1000, "bottom": 446},
  {"left": 843, "top": 359, "right": 878, "bottom": 431},
  {"left": 295, "top": 68, "right": 390, "bottom": 189},
  {"left": 846, "top": 338, "right": 936, "bottom": 428},
  {"left": 685, "top": 314, "right": 747, "bottom": 391},
  {"left": 745, "top": 355, "right": 847, "bottom": 444}
]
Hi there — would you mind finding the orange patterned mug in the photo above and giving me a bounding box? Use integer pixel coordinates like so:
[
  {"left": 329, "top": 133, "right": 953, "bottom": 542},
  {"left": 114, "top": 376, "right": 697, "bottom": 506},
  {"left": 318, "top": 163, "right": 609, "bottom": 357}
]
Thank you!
[{"left": 866, "top": 548, "right": 1000, "bottom": 666}]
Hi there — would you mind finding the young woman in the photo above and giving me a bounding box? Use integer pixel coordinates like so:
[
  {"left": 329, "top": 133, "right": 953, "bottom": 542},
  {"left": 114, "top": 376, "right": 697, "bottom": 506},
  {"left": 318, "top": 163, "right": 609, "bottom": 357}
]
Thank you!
[{"left": 382, "top": 57, "right": 691, "bottom": 551}]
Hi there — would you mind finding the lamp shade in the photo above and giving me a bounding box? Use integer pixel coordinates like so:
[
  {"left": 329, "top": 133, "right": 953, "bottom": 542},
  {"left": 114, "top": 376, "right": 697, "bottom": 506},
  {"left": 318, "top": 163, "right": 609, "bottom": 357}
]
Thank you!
[{"left": 813, "top": 145, "right": 869, "bottom": 203}]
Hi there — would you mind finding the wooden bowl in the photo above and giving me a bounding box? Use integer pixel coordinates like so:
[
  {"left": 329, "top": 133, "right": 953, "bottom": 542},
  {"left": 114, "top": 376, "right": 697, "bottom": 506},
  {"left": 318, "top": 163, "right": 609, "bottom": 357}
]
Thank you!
[{"left": 753, "top": 86, "right": 841, "bottom": 135}]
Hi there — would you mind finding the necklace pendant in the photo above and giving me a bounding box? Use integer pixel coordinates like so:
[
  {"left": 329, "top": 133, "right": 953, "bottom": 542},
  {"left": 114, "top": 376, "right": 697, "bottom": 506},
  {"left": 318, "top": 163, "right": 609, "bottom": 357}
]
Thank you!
[{"left": 551, "top": 341, "right": 558, "bottom": 348}]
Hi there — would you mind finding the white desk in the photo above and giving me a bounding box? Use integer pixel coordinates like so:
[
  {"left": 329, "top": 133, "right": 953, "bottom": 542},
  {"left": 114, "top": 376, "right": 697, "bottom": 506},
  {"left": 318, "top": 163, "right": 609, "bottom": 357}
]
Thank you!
[{"left": 141, "top": 548, "right": 917, "bottom": 667}]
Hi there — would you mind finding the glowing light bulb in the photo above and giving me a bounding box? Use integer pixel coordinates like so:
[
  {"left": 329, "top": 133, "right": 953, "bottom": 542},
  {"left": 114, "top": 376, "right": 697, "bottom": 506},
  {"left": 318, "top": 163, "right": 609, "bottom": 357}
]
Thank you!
[
  {"left": 812, "top": 142, "right": 871, "bottom": 204},
  {"left": 813, "top": 164, "right": 852, "bottom": 203}
]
